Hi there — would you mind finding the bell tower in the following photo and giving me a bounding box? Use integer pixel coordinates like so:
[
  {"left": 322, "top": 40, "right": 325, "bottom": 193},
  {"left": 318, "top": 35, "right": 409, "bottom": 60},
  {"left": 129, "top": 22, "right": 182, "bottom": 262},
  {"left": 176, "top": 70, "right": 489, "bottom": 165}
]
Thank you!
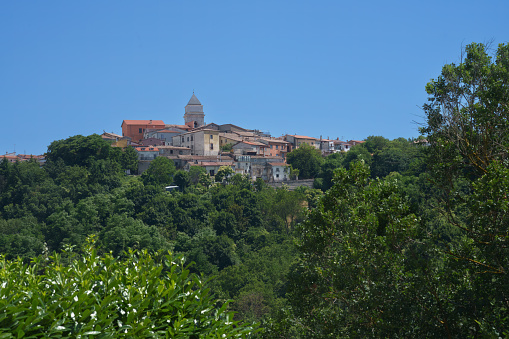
[{"left": 184, "top": 93, "right": 205, "bottom": 128}]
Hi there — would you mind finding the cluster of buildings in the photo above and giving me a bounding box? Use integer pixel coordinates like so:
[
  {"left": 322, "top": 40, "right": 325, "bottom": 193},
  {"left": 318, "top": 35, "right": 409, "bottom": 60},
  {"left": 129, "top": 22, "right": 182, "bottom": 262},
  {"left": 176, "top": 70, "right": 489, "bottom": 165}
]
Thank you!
[
  {"left": 0, "top": 152, "right": 45, "bottom": 165},
  {"left": 107, "top": 94, "right": 363, "bottom": 182}
]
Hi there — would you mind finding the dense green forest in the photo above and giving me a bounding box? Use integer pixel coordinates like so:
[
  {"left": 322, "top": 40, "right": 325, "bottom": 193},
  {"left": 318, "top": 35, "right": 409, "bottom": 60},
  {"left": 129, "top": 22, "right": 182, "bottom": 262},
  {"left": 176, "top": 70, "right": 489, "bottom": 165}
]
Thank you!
[{"left": 1, "top": 42, "right": 508, "bottom": 337}]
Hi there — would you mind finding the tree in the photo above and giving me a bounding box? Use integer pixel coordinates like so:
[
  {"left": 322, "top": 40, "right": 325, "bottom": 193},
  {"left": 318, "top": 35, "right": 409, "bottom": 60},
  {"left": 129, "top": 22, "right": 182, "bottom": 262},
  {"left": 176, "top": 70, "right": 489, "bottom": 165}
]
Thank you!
[
  {"left": 285, "top": 162, "right": 419, "bottom": 337},
  {"left": 173, "top": 170, "right": 190, "bottom": 191},
  {"left": 221, "top": 143, "right": 234, "bottom": 152},
  {"left": 286, "top": 144, "right": 323, "bottom": 179},
  {"left": 317, "top": 152, "right": 344, "bottom": 191},
  {"left": 141, "top": 156, "right": 176, "bottom": 186},
  {"left": 46, "top": 134, "right": 121, "bottom": 169},
  {"left": 422, "top": 42, "right": 509, "bottom": 181},
  {"left": 120, "top": 146, "right": 139, "bottom": 174},
  {"left": 189, "top": 166, "right": 206, "bottom": 185},
  {"left": 362, "top": 135, "right": 390, "bottom": 153},
  {"left": 419, "top": 42, "right": 509, "bottom": 335},
  {"left": 0, "top": 238, "right": 259, "bottom": 337},
  {"left": 215, "top": 166, "right": 234, "bottom": 183},
  {"left": 343, "top": 144, "right": 372, "bottom": 169}
]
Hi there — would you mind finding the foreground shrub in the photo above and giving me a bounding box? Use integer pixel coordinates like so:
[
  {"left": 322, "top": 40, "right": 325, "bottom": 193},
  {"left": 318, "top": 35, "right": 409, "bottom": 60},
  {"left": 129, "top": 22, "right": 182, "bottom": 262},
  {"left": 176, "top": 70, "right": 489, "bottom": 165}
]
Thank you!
[{"left": 0, "top": 238, "right": 259, "bottom": 338}]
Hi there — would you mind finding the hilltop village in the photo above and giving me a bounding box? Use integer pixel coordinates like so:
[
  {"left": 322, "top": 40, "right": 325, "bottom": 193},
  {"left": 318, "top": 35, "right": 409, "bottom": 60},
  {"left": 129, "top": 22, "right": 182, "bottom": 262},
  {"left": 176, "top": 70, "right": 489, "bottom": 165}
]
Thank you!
[{"left": 105, "top": 93, "right": 364, "bottom": 182}]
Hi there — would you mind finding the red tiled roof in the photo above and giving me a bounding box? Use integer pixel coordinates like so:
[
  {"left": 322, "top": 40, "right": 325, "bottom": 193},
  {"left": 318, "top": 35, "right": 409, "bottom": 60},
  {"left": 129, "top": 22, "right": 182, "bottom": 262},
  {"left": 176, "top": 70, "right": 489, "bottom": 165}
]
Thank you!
[
  {"left": 122, "top": 120, "right": 165, "bottom": 125},
  {"left": 239, "top": 141, "right": 267, "bottom": 147},
  {"left": 269, "top": 162, "right": 288, "bottom": 167}
]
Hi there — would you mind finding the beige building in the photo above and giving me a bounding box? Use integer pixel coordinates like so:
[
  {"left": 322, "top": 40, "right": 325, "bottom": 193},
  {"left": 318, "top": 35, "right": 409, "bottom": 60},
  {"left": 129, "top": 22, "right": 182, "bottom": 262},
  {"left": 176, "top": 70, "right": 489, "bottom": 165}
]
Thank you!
[
  {"left": 283, "top": 134, "right": 320, "bottom": 150},
  {"left": 172, "top": 129, "right": 220, "bottom": 156}
]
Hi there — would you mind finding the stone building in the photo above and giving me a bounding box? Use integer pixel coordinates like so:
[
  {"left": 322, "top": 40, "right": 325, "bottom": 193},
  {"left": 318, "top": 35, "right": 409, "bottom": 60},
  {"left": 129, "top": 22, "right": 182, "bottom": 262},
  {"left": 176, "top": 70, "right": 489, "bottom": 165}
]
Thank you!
[{"left": 184, "top": 93, "right": 205, "bottom": 128}]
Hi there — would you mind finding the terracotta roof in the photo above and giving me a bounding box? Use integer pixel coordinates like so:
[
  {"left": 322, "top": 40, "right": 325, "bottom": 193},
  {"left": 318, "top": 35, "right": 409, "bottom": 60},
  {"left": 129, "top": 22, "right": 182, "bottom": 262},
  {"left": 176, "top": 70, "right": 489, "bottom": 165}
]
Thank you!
[
  {"left": 269, "top": 162, "right": 288, "bottom": 167},
  {"left": 122, "top": 120, "right": 165, "bottom": 126},
  {"left": 101, "top": 132, "right": 123, "bottom": 139},
  {"left": 287, "top": 134, "right": 317, "bottom": 140},
  {"left": 258, "top": 138, "right": 290, "bottom": 144}
]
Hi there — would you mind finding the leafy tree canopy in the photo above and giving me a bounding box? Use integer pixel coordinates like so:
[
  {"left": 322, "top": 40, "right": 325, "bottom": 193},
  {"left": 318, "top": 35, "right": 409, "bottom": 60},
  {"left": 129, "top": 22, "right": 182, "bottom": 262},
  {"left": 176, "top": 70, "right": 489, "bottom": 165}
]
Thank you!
[{"left": 286, "top": 144, "right": 323, "bottom": 179}]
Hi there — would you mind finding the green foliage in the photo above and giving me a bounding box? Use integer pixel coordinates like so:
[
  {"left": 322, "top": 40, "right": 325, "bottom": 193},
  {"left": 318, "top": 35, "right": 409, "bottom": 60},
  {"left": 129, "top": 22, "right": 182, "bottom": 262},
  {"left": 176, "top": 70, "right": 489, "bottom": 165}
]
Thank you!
[
  {"left": 362, "top": 135, "right": 390, "bottom": 153},
  {"left": 141, "top": 157, "right": 176, "bottom": 186},
  {"left": 284, "top": 162, "right": 424, "bottom": 337},
  {"left": 286, "top": 144, "right": 323, "bottom": 179},
  {"left": 188, "top": 166, "right": 207, "bottom": 185},
  {"left": 343, "top": 144, "right": 372, "bottom": 169},
  {"left": 0, "top": 238, "right": 259, "bottom": 337},
  {"left": 215, "top": 166, "right": 235, "bottom": 183},
  {"left": 46, "top": 134, "right": 122, "bottom": 169},
  {"left": 120, "top": 146, "right": 139, "bottom": 174},
  {"left": 421, "top": 42, "right": 509, "bottom": 182},
  {"left": 173, "top": 170, "right": 190, "bottom": 191},
  {"left": 221, "top": 143, "right": 234, "bottom": 152}
]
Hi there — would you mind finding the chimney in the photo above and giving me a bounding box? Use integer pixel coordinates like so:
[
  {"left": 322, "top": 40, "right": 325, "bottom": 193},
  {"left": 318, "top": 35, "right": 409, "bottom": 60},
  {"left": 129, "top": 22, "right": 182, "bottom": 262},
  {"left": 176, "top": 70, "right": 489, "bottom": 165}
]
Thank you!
[{"left": 149, "top": 120, "right": 153, "bottom": 124}]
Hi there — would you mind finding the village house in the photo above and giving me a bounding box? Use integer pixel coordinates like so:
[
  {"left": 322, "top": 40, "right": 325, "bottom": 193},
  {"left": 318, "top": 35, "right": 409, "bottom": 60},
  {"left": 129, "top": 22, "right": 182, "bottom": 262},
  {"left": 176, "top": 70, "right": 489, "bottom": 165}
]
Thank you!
[
  {"left": 319, "top": 138, "right": 335, "bottom": 156},
  {"left": 235, "top": 155, "right": 288, "bottom": 182},
  {"left": 283, "top": 134, "right": 320, "bottom": 150},
  {"left": 157, "top": 145, "right": 191, "bottom": 156},
  {"left": 143, "top": 129, "right": 185, "bottom": 145},
  {"left": 219, "top": 132, "right": 244, "bottom": 149},
  {"left": 113, "top": 93, "right": 367, "bottom": 182},
  {"left": 172, "top": 129, "right": 220, "bottom": 156},
  {"left": 257, "top": 138, "right": 291, "bottom": 158},
  {"left": 121, "top": 120, "right": 165, "bottom": 143},
  {"left": 231, "top": 140, "right": 268, "bottom": 156},
  {"left": 134, "top": 147, "right": 159, "bottom": 160},
  {"left": 139, "top": 138, "right": 165, "bottom": 147}
]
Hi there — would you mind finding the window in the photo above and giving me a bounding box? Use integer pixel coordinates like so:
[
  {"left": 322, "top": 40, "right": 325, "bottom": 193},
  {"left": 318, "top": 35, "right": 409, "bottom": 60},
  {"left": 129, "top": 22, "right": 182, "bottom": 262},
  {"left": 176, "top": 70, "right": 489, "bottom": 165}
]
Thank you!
[
  {"left": 276, "top": 145, "right": 279, "bottom": 150},
  {"left": 271, "top": 145, "right": 273, "bottom": 149},
  {"left": 210, "top": 134, "right": 213, "bottom": 140},
  {"left": 210, "top": 170, "right": 215, "bottom": 176},
  {"left": 181, "top": 137, "right": 184, "bottom": 142},
  {"left": 139, "top": 128, "right": 143, "bottom": 133},
  {"left": 276, "top": 174, "right": 279, "bottom": 178},
  {"left": 210, "top": 143, "right": 214, "bottom": 150},
  {"left": 187, "top": 137, "right": 189, "bottom": 142},
  {"left": 191, "top": 136, "right": 193, "bottom": 141},
  {"left": 170, "top": 150, "right": 173, "bottom": 154},
  {"left": 276, "top": 168, "right": 280, "bottom": 172}
]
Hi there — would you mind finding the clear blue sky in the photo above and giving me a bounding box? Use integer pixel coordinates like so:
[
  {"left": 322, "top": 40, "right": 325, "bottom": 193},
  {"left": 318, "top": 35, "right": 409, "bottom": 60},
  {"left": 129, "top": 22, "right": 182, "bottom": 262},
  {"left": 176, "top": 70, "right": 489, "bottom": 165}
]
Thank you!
[{"left": 1, "top": 1, "right": 507, "bottom": 155}]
